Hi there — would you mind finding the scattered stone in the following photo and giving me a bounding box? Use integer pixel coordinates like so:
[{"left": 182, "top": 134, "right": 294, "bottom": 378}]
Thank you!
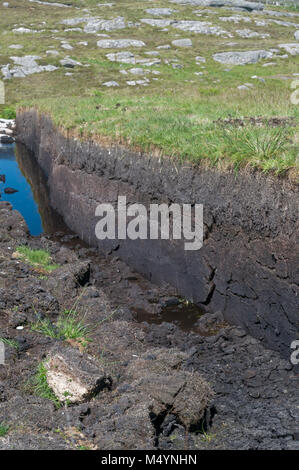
[
  {"left": 60, "top": 57, "right": 82, "bottom": 68},
  {"left": 129, "top": 68, "right": 149, "bottom": 75},
  {"left": 169, "top": 0, "right": 263, "bottom": 11},
  {"left": 64, "top": 27, "right": 83, "bottom": 32},
  {"left": 140, "top": 19, "right": 174, "bottom": 28},
  {"left": 195, "top": 55, "right": 206, "bottom": 63},
  {"left": 213, "top": 50, "right": 273, "bottom": 65},
  {"left": 46, "top": 50, "right": 59, "bottom": 56},
  {"left": 219, "top": 15, "right": 251, "bottom": 23},
  {"left": 8, "top": 44, "right": 23, "bottom": 49},
  {"left": 106, "top": 52, "right": 160, "bottom": 66},
  {"left": 45, "top": 345, "right": 112, "bottom": 404},
  {"left": 84, "top": 16, "right": 126, "bottom": 33},
  {"left": 29, "top": 0, "right": 70, "bottom": 6},
  {"left": 236, "top": 29, "right": 270, "bottom": 39},
  {"left": 295, "top": 31, "right": 299, "bottom": 41},
  {"left": 102, "top": 81, "right": 119, "bottom": 87},
  {"left": 126, "top": 79, "right": 149, "bottom": 86},
  {"left": 172, "top": 38, "right": 192, "bottom": 47},
  {"left": 12, "top": 27, "right": 38, "bottom": 34},
  {"left": 279, "top": 43, "right": 299, "bottom": 56},
  {"left": 1, "top": 56, "right": 57, "bottom": 79},
  {"left": 144, "top": 51, "right": 160, "bottom": 56},
  {"left": 97, "top": 39, "right": 145, "bottom": 48},
  {"left": 260, "top": 9, "right": 299, "bottom": 19},
  {"left": 61, "top": 42, "right": 73, "bottom": 50},
  {"left": 157, "top": 44, "right": 171, "bottom": 50},
  {"left": 145, "top": 8, "right": 176, "bottom": 16},
  {"left": 172, "top": 20, "right": 231, "bottom": 37},
  {"left": 106, "top": 51, "right": 136, "bottom": 64},
  {"left": 251, "top": 75, "right": 265, "bottom": 83}
]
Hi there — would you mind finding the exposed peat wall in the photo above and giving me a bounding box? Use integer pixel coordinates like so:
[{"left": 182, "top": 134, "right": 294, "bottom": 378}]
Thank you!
[{"left": 16, "top": 109, "right": 299, "bottom": 357}]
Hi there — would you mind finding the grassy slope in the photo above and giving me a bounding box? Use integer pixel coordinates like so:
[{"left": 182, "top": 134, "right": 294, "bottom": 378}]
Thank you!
[{"left": 1, "top": 0, "right": 298, "bottom": 175}]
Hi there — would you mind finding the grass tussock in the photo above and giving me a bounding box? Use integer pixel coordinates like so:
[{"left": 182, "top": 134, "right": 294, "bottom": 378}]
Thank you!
[
  {"left": 31, "top": 308, "right": 90, "bottom": 346},
  {"left": 16, "top": 246, "right": 59, "bottom": 272},
  {"left": 0, "top": 423, "right": 10, "bottom": 437}
]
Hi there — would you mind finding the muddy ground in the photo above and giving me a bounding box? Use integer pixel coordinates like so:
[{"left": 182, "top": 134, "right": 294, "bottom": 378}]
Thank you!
[{"left": 0, "top": 201, "right": 298, "bottom": 450}]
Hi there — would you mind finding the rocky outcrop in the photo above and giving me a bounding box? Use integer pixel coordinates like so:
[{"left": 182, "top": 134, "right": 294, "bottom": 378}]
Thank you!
[{"left": 16, "top": 109, "right": 299, "bottom": 358}]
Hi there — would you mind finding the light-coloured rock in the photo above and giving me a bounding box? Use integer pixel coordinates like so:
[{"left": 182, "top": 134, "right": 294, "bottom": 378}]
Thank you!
[
  {"left": 294, "top": 31, "right": 299, "bottom": 41},
  {"left": 279, "top": 43, "right": 299, "bottom": 56},
  {"left": 60, "top": 57, "right": 82, "bottom": 67},
  {"left": 106, "top": 52, "right": 160, "bottom": 66},
  {"left": 46, "top": 50, "right": 59, "bottom": 56},
  {"left": 169, "top": 0, "right": 263, "bottom": 11},
  {"left": 140, "top": 18, "right": 174, "bottom": 28},
  {"left": 45, "top": 346, "right": 111, "bottom": 404},
  {"left": 172, "top": 38, "right": 192, "bottom": 47},
  {"left": 213, "top": 50, "right": 272, "bottom": 65},
  {"left": 236, "top": 29, "right": 269, "bottom": 39},
  {"left": 102, "top": 81, "right": 119, "bottom": 87},
  {"left": 172, "top": 20, "right": 231, "bottom": 37},
  {"left": 219, "top": 15, "right": 251, "bottom": 23},
  {"left": 84, "top": 16, "right": 126, "bottom": 33},
  {"left": 145, "top": 8, "right": 176, "bottom": 16},
  {"left": 12, "top": 27, "right": 38, "bottom": 34},
  {"left": 97, "top": 39, "right": 145, "bottom": 48},
  {"left": 1, "top": 56, "right": 57, "bottom": 79},
  {"left": 156, "top": 44, "right": 171, "bottom": 49},
  {"left": 8, "top": 44, "right": 23, "bottom": 49}
]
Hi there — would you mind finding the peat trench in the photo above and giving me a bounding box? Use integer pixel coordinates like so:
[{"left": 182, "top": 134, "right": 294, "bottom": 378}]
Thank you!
[{"left": 0, "top": 113, "right": 297, "bottom": 449}]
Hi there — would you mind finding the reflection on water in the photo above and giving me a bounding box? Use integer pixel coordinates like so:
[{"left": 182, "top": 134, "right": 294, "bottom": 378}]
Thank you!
[
  {"left": 0, "top": 142, "right": 67, "bottom": 236},
  {"left": 0, "top": 143, "right": 43, "bottom": 235},
  {"left": 134, "top": 302, "right": 206, "bottom": 333}
]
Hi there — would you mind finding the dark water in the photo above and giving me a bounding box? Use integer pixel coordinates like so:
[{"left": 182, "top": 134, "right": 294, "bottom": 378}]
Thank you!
[
  {"left": 135, "top": 302, "right": 206, "bottom": 333},
  {"left": 0, "top": 143, "right": 66, "bottom": 236}
]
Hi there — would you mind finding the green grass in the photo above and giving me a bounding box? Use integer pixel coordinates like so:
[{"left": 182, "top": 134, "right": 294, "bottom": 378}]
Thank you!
[
  {"left": 0, "top": 106, "right": 16, "bottom": 119},
  {"left": 31, "top": 308, "right": 90, "bottom": 344},
  {"left": 27, "top": 90, "right": 298, "bottom": 174},
  {"left": 0, "top": 337, "right": 19, "bottom": 350},
  {"left": 16, "top": 246, "right": 59, "bottom": 272},
  {"left": 32, "top": 361, "right": 61, "bottom": 408},
  {"left": 0, "top": 423, "right": 10, "bottom": 437},
  {"left": 1, "top": 0, "right": 298, "bottom": 175}
]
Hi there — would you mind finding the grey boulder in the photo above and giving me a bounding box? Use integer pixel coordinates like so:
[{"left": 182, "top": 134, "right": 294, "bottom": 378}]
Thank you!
[
  {"left": 213, "top": 50, "right": 273, "bottom": 65},
  {"left": 97, "top": 39, "right": 145, "bottom": 48}
]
